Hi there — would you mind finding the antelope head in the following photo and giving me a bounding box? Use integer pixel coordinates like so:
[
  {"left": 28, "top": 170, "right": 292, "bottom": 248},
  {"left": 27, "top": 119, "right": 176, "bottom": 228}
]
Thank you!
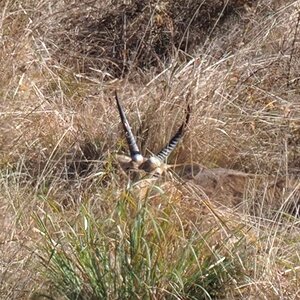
[{"left": 115, "top": 92, "right": 191, "bottom": 178}]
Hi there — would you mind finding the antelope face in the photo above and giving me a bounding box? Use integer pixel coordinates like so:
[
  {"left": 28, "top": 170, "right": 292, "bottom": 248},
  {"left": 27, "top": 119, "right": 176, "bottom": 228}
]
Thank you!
[
  {"left": 115, "top": 91, "right": 190, "bottom": 180},
  {"left": 116, "top": 154, "right": 165, "bottom": 179}
]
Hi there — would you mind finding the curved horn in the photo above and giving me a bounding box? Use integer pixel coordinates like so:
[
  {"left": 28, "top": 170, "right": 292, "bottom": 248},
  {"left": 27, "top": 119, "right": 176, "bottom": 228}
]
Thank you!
[
  {"left": 115, "top": 91, "right": 143, "bottom": 163},
  {"left": 156, "top": 104, "right": 191, "bottom": 161}
]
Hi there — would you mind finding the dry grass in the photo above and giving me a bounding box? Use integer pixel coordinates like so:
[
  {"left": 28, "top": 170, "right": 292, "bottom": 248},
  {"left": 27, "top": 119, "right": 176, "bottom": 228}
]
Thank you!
[{"left": 0, "top": 0, "right": 300, "bottom": 299}]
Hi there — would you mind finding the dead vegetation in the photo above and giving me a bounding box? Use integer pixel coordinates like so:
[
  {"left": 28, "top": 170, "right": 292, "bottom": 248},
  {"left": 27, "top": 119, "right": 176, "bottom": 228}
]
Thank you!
[
  {"left": 0, "top": 0, "right": 300, "bottom": 299},
  {"left": 40, "top": 0, "right": 255, "bottom": 78}
]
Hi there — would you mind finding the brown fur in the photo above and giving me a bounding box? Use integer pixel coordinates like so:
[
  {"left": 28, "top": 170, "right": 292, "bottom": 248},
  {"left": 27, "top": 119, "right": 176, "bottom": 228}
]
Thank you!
[{"left": 116, "top": 155, "right": 300, "bottom": 216}]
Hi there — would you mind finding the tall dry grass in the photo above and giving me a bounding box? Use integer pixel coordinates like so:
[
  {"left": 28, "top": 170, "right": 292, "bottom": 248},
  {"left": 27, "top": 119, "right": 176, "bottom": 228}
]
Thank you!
[{"left": 0, "top": 0, "right": 300, "bottom": 299}]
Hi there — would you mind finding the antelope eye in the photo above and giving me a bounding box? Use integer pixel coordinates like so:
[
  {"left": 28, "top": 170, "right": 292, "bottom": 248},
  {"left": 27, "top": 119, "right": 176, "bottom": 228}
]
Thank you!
[{"left": 153, "top": 170, "right": 161, "bottom": 178}]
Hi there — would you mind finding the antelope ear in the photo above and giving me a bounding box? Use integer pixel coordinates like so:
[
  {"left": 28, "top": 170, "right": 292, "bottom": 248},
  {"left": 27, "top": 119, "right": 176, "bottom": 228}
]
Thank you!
[
  {"left": 115, "top": 154, "right": 132, "bottom": 164},
  {"left": 115, "top": 154, "right": 132, "bottom": 171}
]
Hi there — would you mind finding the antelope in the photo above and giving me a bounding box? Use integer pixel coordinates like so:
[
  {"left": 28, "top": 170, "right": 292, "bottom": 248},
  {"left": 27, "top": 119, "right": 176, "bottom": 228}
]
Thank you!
[
  {"left": 114, "top": 92, "right": 250, "bottom": 202},
  {"left": 115, "top": 91, "right": 191, "bottom": 178},
  {"left": 114, "top": 92, "right": 300, "bottom": 215}
]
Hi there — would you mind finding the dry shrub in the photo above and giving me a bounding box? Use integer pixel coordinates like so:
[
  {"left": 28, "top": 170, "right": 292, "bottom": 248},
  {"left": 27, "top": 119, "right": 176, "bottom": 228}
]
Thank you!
[
  {"left": 1, "top": 0, "right": 300, "bottom": 298},
  {"left": 39, "top": 0, "right": 255, "bottom": 78},
  {"left": 164, "top": 0, "right": 300, "bottom": 176},
  {"left": 2, "top": 0, "right": 299, "bottom": 177}
]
